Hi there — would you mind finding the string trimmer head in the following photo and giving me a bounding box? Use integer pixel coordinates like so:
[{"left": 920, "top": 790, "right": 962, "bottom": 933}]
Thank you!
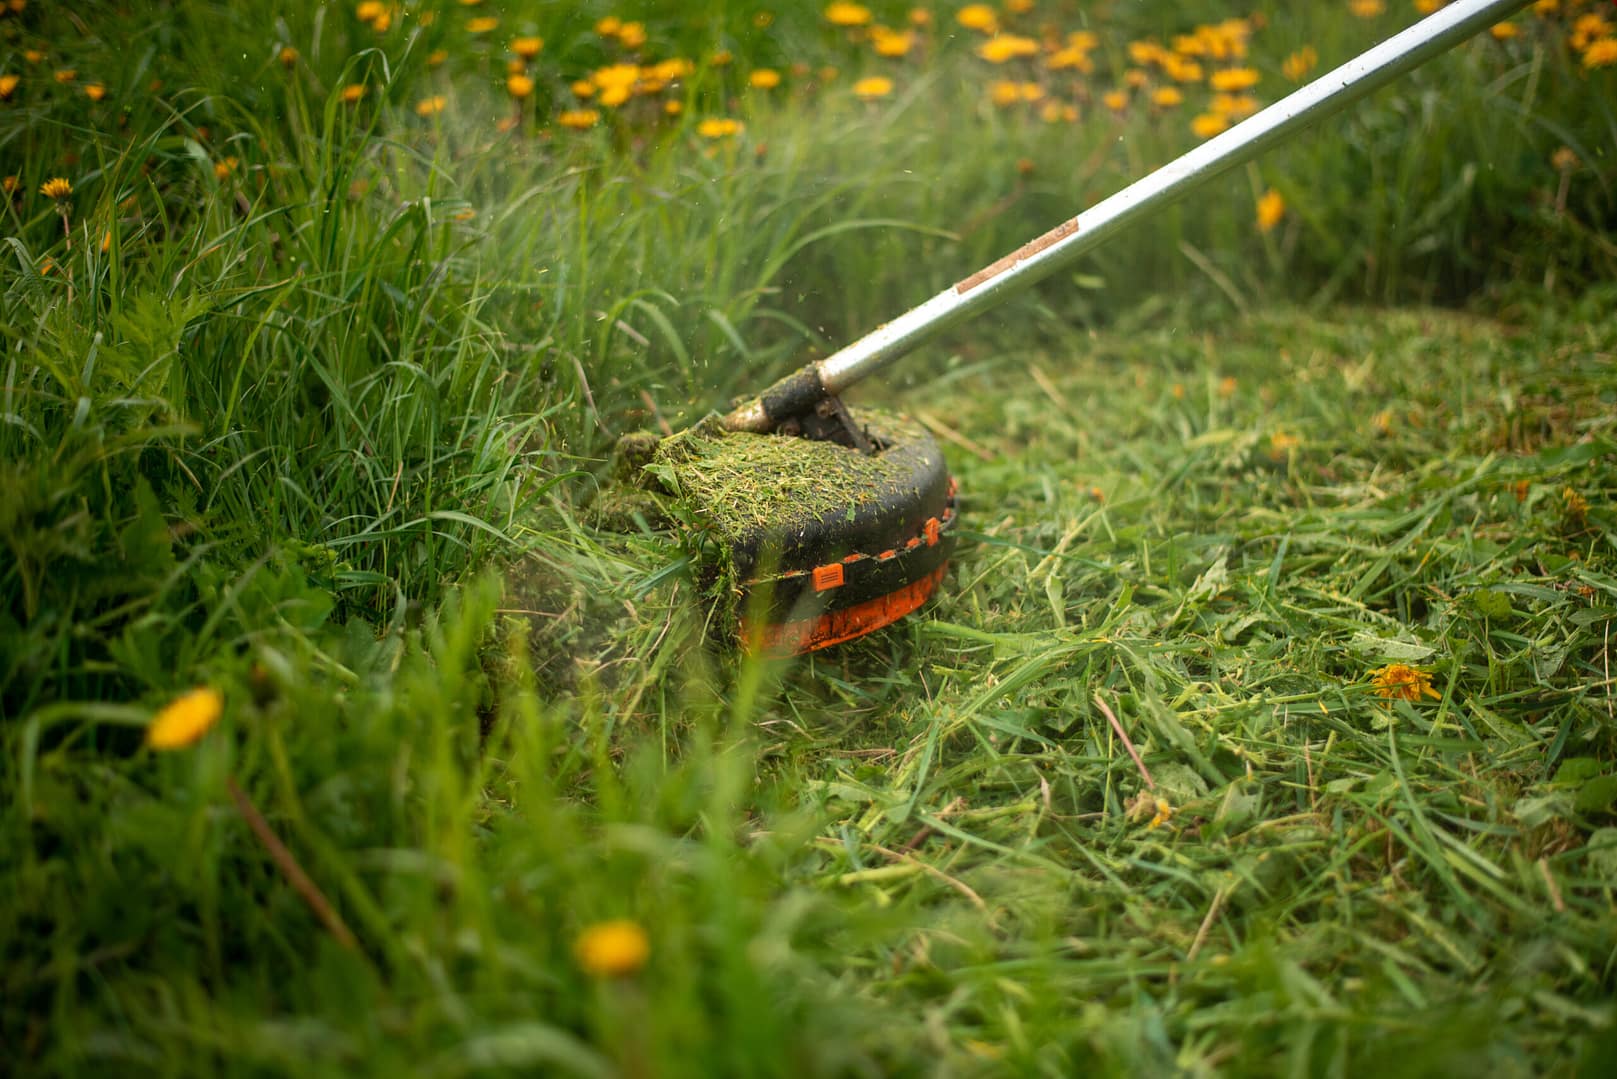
[{"left": 612, "top": 408, "right": 956, "bottom": 654}]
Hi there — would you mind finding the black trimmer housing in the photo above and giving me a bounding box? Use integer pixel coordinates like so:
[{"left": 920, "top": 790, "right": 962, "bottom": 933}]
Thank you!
[{"left": 645, "top": 408, "right": 956, "bottom": 653}]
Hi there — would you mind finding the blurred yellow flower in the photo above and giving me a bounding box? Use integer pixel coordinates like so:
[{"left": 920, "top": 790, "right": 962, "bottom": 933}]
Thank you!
[
  {"left": 54, "top": 68, "right": 76, "bottom": 83},
  {"left": 1282, "top": 45, "right": 1318, "bottom": 81},
  {"left": 749, "top": 68, "right": 781, "bottom": 89},
  {"left": 1068, "top": 30, "right": 1098, "bottom": 51},
  {"left": 664, "top": 99, "right": 683, "bottom": 115},
  {"left": 427, "top": 49, "right": 449, "bottom": 68},
  {"left": 559, "top": 108, "right": 600, "bottom": 129},
  {"left": 146, "top": 686, "right": 223, "bottom": 750},
  {"left": 1163, "top": 56, "right": 1204, "bottom": 82},
  {"left": 84, "top": 82, "right": 106, "bottom": 101},
  {"left": 511, "top": 36, "right": 543, "bottom": 60},
  {"left": 415, "top": 94, "right": 447, "bottom": 116},
  {"left": 572, "top": 79, "right": 596, "bottom": 98},
  {"left": 575, "top": 920, "right": 650, "bottom": 976},
  {"left": 1370, "top": 663, "right": 1439, "bottom": 701},
  {"left": 340, "top": 83, "right": 366, "bottom": 103},
  {"left": 1256, "top": 188, "right": 1285, "bottom": 232},
  {"left": 0, "top": 74, "right": 18, "bottom": 100},
  {"left": 356, "top": 1, "right": 384, "bottom": 21},
  {"left": 696, "top": 116, "right": 743, "bottom": 138},
  {"left": 1191, "top": 112, "right": 1228, "bottom": 138},
  {"left": 825, "top": 2, "right": 872, "bottom": 27},
  {"left": 24, "top": 49, "right": 45, "bottom": 64},
  {"left": 977, "top": 35, "right": 1039, "bottom": 63},
  {"left": 617, "top": 22, "right": 647, "bottom": 48},
  {"left": 1585, "top": 38, "right": 1617, "bottom": 68},
  {"left": 1532, "top": 0, "right": 1555, "bottom": 13},
  {"left": 507, "top": 73, "right": 534, "bottom": 99},
  {"left": 279, "top": 45, "right": 299, "bottom": 67},
  {"left": 40, "top": 176, "right": 72, "bottom": 199},
  {"left": 956, "top": 5, "right": 998, "bottom": 33},
  {"left": 871, "top": 27, "right": 915, "bottom": 57},
  {"left": 1415, "top": 0, "right": 1443, "bottom": 13},
  {"left": 1209, "top": 67, "right": 1259, "bottom": 91},
  {"left": 1571, "top": 15, "right": 1613, "bottom": 51},
  {"left": 853, "top": 75, "right": 893, "bottom": 98},
  {"left": 213, "top": 155, "right": 239, "bottom": 181},
  {"left": 1005, "top": 0, "right": 1034, "bottom": 12},
  {"left": 1211, "top": 93, "right": 1259, "bottom": 119},
  {"left": 1551, "top": 145, "right": 1579, "bottom": 171},
  {"left": 909, "top": 8, "right": 932, "bottom": 26},
  {"left": 1046, "top": 46, "right": 1094, "bottom": 73},
  {"left": 1148, "top": 797, "right": 1173, "bottom": 830},
  {"left": 1151, "top": 86, "right": 1183, "bottom": 107},
  {"left": 467, "top": 16, "right": 499, "bottom": 33},
  {"left": 1489, "top": 22, "right": 1520, "bottom": 40},
  {"left": 1350, "top": 0, "right": 1386, "bottom": 17},
  {"left": 596, "top": 16, "right": 621, "bottom": 35},
  {"left": 1102, "top": 89, "right": 1127, "bottom": 111},
  {"left": 989, "top": 80, "right": 1020, "bottom": 106}
]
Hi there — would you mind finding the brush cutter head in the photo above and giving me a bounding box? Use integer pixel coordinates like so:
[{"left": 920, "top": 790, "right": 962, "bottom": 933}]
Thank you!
[{"left": 614, "top": 408, "right": 956, "bottom": 654}]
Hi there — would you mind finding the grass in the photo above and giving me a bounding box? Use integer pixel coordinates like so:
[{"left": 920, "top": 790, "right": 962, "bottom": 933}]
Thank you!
[{"left": 4, "top": 1, "right": 1617, "bottom": 1074}]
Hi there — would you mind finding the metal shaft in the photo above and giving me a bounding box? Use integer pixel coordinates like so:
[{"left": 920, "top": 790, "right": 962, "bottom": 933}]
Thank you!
[{"left": 725, "top": 0, "right": 1529, "bottom": 433}]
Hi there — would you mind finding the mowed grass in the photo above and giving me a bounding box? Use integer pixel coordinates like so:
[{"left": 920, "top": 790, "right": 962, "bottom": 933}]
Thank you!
[{"left": 4, "top": 0, "right": 1617, "bottom": 1074}]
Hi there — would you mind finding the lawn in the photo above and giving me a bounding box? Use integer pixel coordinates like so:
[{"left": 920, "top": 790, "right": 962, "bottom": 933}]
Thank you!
[{"left": 4, "top": 2, "right": 1617, "bottom": 1075}]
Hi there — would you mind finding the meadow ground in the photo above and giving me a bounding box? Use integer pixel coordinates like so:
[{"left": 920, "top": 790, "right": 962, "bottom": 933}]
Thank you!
[{"left": 4, "top": 1, "right": 1617, "bottom": 1075}]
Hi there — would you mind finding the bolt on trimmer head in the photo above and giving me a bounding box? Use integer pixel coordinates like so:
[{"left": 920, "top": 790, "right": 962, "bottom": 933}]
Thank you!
[{"left": 602, "top": 0, "right": 1527, "bottom": 653}]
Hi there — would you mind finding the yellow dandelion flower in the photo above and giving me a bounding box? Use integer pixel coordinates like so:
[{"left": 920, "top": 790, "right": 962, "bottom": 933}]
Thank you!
[
  {"left": 340, "top": 83, "right": 366, "bottom": 103},
  {"left": 1572, "top": 16, "right": 1613, "bottom": 52},
  {"left": 989, "top": 80, "right": 1020, "bottom": 107},
  {"left": 696, "top": 116, "right": 742, "bottom": 138},
  {"left": 594, "top": 63, "right": 640, "bottom": 91},
  {"left": 1370, "top": 663, "right": 1439, "bottom": 701},
  {"left": 1282, "top": 45, "right": 1318, "bottom": 81},
  {"left": 1209, "top": 67, "right": 1259, "bottom": 91},
  {"left": 1415, "top": 0, "right": 1443, "bottom": 13},
  {"left": 825, "top": 2, "right": 872, "bottom": 28},
  {"left": 558, "top": 108, "right": 600, "bottom": 129},
  {"left": 24, "top": 49, "right": 45, "bottom": 64},
  {"left": 871, "top": 27, "right": 915, "bottom": 57},
  {"left": 650, "top": 58, "right": 694, "bottom": 81},
  {"left": 370, "top": 9, "right": 391, "bottom": 32},
  {"left": 1148, "top": 797, "right": 1174, "bottom": 829},
  {"left": 507, "top": 73, "right": 534, "bottom": 99},
  {"left": 54, "top": 68, "right": 76, "bottom": 83},
  {"left": 84, "top": 82, "right": 106, "bottom": 101},
  {"left": 146, "top": 686, "right": 224, "bottom": 750},
  {"left": 1563, "top": 486, "right": 1590, "bottom": 519},
  {"left": 1164, "top": 56, "right": 1204, "bottom": 83},
  {"left": 1124, "top": 68, "right": 1149, "bottom": 88},
  {"left": 977, "top": 35, "right": 1039, "bottom": 63},
  {"left": 572, "top": 79, "right": 596, "bottom": 98},
  {"left": 1211, "top": 93, "right": 1260, "bottom": 119},
  {"left": 1256, "top": 187, "right": 1285, "bottom": 232},
  {"left": 1350, "top": 0, "right": 1386, "bottom": 17},
  {"left": 415, "top": 94, "right": 447, "bottom": 116},
  {"left": 1128, "top": 40, "right": 1165, "bottom": 66},
  {"left": 511, "top": 36, "right": 543, "bottom": 60},
  {"left": 910, "top": 8, "right": 932, "bottom": 27},
  {"left": 710, "top": 49, "right": 734, "bottom": 67},
  {"left": 1102, "top": 89, "right": 1128, "bottom": 111},
  {"left": 213, "top": 155, "right": 239, "bottom": 181},
  {"left": 279, "top": 45, "right": 299, "bottom": 67},
  {"left": 1217, "top": 375, "right": 1238, "bottom": 397},
  {"left": 1046, "top": 47, "right": 1094, "bottom": 73},
  {"left": 1152, "top": 85, "right": 1183, "bottom": 107},
  {"left": 749, "top": 68, "right": 781, "bottom": 89},
  {"left": 574, "top": 920, "right": 649, "bottom": 977},
  {"left": 1531, "top": 0, "right": 1556, "bottom": 13},
  {"left": 956, "top": 4, "right": 998, "bottom": 33},
  {"left": 664, "top": 99, "right": 682, "bottom": 115},
  {"left": 1005, "top": 0, "right": 1033, "bottom": 12},
  {"left": 617, "top": 22, "right": 647, "bottom": 48},
  {"left": 1068, "top": 30, "right": 1098, "bottom": 50},
  {"left": 2, "top": 175, "right": 18, "bottom": 194},
  {"left": 595, "top": 16, "right": 621, "bottom": 35},
  {"left": 1551, "top": 145, "right": 1579, "bottom": 171},
  {"left": 0, "top": 74, "right": 18, "bottom": 100},
  {"left": 1584, "top": 38, "right": 1617, "bottom": 68},
  {"left": 467, "top": 16, "right": 499, "bottom": 34},
  {"left": 1490, "top": 21, "right": 1520, "bottom": 40},
  {"left": 427, "top": 49, "right": 449, "bottom": 68},
  {"left": 356, "top": 1, "right": 384, "bottom": 22},
  {"left": 852, "top": 75, "right": 893, "bottom": 99},
  {"left": 40, "top": 176, "right": 72, "bottom": 199}
]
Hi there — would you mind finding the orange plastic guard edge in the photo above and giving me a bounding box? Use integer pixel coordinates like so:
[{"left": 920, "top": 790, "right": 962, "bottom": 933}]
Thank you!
[{"left": 750, "top": 563, "right": 948, "bottom": 656}]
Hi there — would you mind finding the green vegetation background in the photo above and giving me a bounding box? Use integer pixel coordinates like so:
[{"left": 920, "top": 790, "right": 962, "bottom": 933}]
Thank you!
[{"left": 3, "top": 1, "right": 1616, "bottom": 1074}]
